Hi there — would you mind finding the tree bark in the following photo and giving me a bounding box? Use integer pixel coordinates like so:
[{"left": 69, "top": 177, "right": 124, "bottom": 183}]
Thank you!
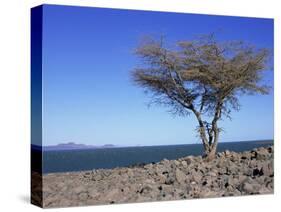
[
  {"left": 204, "top": 128, "right": 219, "bottom": 161},
  {"left": 202, "top": 100, "right": 222, "bottom": 161},
  {"left": 191, "top": 108, "right": 209, "bottom": 151},
  {"left": 204, "top": 145, "right": 217, "bottom": 161},
  {"left": 191, "top": 104, "right": 221, "bottom": 161}
]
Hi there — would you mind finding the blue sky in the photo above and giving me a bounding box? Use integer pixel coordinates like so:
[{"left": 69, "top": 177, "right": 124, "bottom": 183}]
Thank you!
[{"left": 41, "top": 4, "right": 274, "bottom": 146}]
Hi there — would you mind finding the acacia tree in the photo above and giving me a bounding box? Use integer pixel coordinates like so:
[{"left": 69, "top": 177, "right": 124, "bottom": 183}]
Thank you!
[{"left": 132, "top": 34, "right": 270, "bottom": 161}]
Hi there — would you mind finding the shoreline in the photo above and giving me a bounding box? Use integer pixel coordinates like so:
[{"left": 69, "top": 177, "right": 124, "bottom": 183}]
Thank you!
[
  {"left": 40, "top": 140, "right": 273, "bottom": 174},
  {"left": 33, "top": 145, "right": 274, "bottom": 208}
]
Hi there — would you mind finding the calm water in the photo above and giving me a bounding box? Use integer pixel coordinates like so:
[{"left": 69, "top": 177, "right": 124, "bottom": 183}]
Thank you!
[{"left": 42, "top": 140, "right": 273, "bottom": 173}]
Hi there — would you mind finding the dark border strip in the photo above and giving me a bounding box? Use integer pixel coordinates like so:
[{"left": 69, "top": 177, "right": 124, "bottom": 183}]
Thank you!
[{"left": 31, "top": 5, "right": 43, "bottom": 208}]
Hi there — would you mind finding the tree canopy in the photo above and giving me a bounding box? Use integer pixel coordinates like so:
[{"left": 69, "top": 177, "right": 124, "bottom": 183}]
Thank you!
[{"left": 132, "top": 34, "right": 271, "bottom": 160}]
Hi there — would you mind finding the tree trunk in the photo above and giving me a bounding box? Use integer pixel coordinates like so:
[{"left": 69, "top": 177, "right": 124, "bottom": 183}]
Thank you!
[
  {"left": 191, "top": 106, "right": 220, "bottom": 161},
  {"left": 204, "top": 144, "right": 217, "bottom": 161},
  {"left": 203, "top": 128, "right": 219, "bottom": 161},
  {"left": 191, "top": 109, "right": 209, "bottom": 151},
  {"left": 202, "top": 100, "right": 222, "bottom": 161}
]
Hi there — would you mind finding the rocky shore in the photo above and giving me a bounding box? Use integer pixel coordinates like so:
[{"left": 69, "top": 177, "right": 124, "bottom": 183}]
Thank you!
[{"left": 40, "top": 145, "right": 274, "bottom": 208}]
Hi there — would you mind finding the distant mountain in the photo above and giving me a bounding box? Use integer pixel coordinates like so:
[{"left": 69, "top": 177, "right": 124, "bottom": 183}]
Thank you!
[
  {"left": 31, "top": 142, "right": 117, "bottom": 151},
  {"left": 103, "top": 144, "right": 115, "bottom": 147}
]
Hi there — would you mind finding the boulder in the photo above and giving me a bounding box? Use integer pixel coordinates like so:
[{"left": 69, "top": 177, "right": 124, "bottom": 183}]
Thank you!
[
  {"left": 230, "top": 152, "right": 240, "bottom": 162},
  {"left": 165, "top": 176, "right": 175, "bottom": 185},
  {"left": 217, "top": 152, "right": 224, "bottom": 158},
  {"left": 260, "top": 162, "right": 273, "bottom": 176},
  {"left": 184, "top": 156, "right": 194, "bottom": 165},
  {"left": 225, "top": 176, "right": 238, "bottom": 187},
  {"left": 78, "top": 192, "right": 89, "bottom": 201},
  {"left": 190, "top": 170, "right": 202, "bottom": 182},
  {"left": 208, "top": 171, "right": 217, "bottom": 177},
  {"left": 174, "top": 160, "right": 180, "bottom": 166},
  {"left": 224, "top": 150, "right": 231, "bottom": 157},
  {"left": 156, "top": 173, "right": 166, "bottom": 184},
  {"left": 73, "top": 185, "right": 86, "bottom": 194},
  {"left": 256, "top": 147, "right": 269, "bottom": 160},
  {"left": 88, "top": 188, "right": 100, "bottom": 199},
  {"left": 181, "top": 160, "right": 188, "bottom": 168},
  {"left": 241, "top": 182, "right": 261, "bottom": 194},
  {"left": 242, "top": 166, "right": 253, "bottom": 176},
  {"left": 258, "top": 186, "right": 272, "bottom": 194},
  {"left": 140, "top": 185, "right": 153, "bottom": 195},
  {"left": 175, "top": 169, "right": 186, "bottom": 184},
  {"left": 267, "top": 146, "right": 273, "bottom": 153},
  {"left": 237, "top": 175, "right": 248, "bottom": 183},
  {"left": 241, "top": 151, "right": 251, "bottom": 160},
  {"left": 104, "top": 188, "right": 121, "bottom": 202},
  {"left": 249, "top": 159, "right": 258, "bottom": 168},
  {"left": 144, "top": 163, "right": 153, "bottom": 170},
  {"left": 92, "top": 174, "right": 103, "bottom": 181},
  {"left": 242, "top": 182, "right": 254, "bottom": 193},
  {"left": 199, "top": 190, "right": 217, "bottom": 198}
]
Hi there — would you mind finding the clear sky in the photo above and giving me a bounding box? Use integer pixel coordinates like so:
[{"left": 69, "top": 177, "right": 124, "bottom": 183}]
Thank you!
[{"left": 41, "top": 4, "right": 274, "bottom": 146}]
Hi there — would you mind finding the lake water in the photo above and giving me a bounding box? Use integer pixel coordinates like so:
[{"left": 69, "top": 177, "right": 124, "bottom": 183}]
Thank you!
[{"left": 41, "top": 140, "right": 273, "bottom": 173}]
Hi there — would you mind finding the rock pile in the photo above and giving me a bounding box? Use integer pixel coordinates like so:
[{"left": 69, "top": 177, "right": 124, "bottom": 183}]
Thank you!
[{"left": 42, "top": 146, "right": 274, "bottom": 208}]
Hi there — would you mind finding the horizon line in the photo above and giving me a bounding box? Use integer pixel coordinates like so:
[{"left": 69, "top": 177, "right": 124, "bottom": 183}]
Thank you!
[{"left": 33, "top": 138, "right": 274, "bottom": 148}]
